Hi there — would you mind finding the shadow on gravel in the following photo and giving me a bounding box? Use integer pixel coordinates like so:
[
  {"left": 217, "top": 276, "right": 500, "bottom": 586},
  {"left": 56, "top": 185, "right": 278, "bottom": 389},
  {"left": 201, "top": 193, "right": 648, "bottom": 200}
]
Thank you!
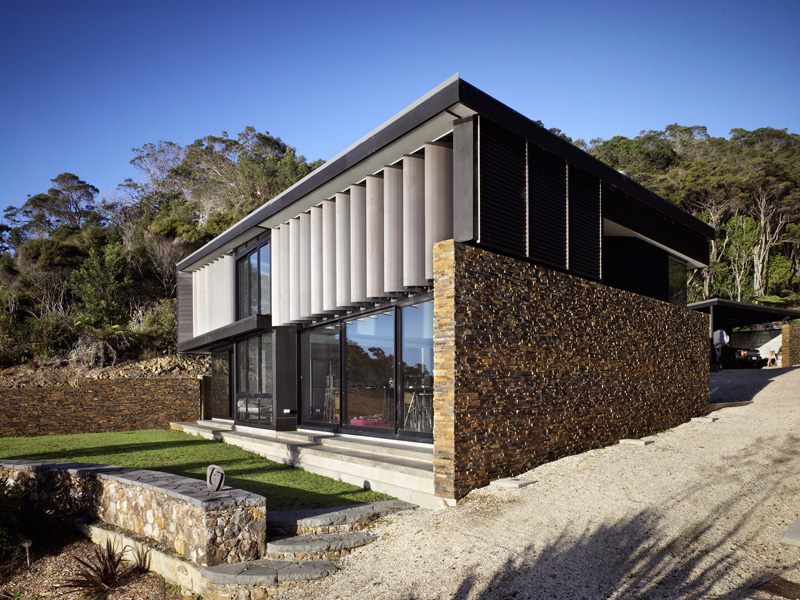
[
  {"left": 709, "top": 366, "right": 798, "bottom": 404},
  {"left": 404, "top": 430, "right": 800, "bottom": 600}
]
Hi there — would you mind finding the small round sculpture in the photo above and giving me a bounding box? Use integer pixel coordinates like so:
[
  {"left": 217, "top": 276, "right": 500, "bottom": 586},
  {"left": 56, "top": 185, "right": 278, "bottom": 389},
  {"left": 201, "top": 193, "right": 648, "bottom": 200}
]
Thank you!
[{"left": 206, "top": 464, "right": 225, "bottom": 492}]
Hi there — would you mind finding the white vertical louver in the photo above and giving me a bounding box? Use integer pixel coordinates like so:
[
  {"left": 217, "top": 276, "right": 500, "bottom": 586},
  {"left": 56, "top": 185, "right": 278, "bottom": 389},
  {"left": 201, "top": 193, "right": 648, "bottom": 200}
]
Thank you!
[
  {"left": 299, "top": 212, "right": 311, "bottom": 319},
  {"left": 310, "top": 206, "right": 324, "bottom": 316},
  {"left": 383, "top": 165, "right": 404, "bottom": 293},
  {"left": 191, "top": 255, "right": 235, "bottom": 336},
  {"left": 289, "top": 217, "right": 301, "bottom": 322},
  {"left": 279, "top": 223, "right": 291, "bottom": 325},
  {"left": 350, "top": 184, "right": 368, "bottom": 303},
  {"left": 271, "top": 226, "right": 283, "bottom": 326},
  {"left": 403, "top": 154, "right": 426, "bottom": 287},
  {"left": 424, "top": 142, "right": 453, "bottom": 280},
  {"left": 335, "top": 191, "right": 352, "bottom": 309},
  {"left": 322, "top": 199, "right": 337, "bottom": 312},
  {"left": 366, "top": 173, "right": 385, "bottom": 299}
]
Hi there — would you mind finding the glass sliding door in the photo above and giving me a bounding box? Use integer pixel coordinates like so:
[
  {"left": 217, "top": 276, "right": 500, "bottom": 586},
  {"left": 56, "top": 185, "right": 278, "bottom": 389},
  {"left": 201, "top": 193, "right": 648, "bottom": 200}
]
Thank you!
[
  {"left": 345, "top": 311, "right": 395, "bottom": 429},
  {"left": 400, "top": 301, "right": 434, "bottom": 433},
  {"left": 301, "top": 325, "right": 340, "bottom": 424},
  {"left": 235, "top": 333, "right": 273, "bottom": 426}
]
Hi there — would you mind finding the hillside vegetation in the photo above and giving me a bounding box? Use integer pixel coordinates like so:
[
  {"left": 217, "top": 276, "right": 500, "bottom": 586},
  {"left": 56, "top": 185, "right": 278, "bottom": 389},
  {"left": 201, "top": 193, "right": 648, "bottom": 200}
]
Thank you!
[{"left": 0, "top": 123, "right": 797, "bottom": 371}]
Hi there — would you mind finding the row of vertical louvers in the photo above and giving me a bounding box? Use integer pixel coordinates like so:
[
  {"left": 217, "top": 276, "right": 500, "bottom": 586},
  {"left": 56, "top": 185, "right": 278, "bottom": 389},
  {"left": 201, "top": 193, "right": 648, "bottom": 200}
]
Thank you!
[
  {"left": 270, "top": 142, "right": 454, "bottom": 326},
  {"left": 461, "top": 116, "right": 603, "bottom": 280}
]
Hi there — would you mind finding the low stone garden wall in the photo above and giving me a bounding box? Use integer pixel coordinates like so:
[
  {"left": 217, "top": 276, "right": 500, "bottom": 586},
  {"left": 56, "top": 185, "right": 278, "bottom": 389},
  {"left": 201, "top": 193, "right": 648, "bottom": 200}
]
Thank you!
[
  {"left": 0, "top": 378, "right": 199, "bottom": 437},
  {"left": 0, "top": 459, "right": 266, "bottom": 567}
]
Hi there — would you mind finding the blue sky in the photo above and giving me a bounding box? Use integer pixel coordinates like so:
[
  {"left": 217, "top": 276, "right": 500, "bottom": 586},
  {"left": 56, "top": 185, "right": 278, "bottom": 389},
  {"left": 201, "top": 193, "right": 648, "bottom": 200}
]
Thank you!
[{"left": 1, "top": 0, "right": 798, "bottom": 214}]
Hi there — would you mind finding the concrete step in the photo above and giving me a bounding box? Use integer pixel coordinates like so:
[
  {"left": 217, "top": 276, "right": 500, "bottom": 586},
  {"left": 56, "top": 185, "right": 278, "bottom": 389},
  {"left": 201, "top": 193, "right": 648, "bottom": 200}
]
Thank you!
[
  {"left": 292, "top": 444, "right": 440, "bottom": 509},
  {"left": 319, "top": 435, "right": 433, "bottom": 465},
  {"left": 268, "top": 500, "right": 415, "bottom": 536},
  {"left": 265, "top": 531, "right": 377, "bottom": 560},
  {"left": 173, "top": 421, "right": 225, "bottom": 440},
  {"left": 218, "top": 431, "right": 316, "bottom": 463}
]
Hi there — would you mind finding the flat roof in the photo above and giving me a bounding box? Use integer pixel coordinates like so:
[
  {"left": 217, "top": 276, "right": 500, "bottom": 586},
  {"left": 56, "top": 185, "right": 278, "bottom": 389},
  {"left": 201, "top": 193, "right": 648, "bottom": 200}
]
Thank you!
[
  {"left": 179, "top": 75, "right": 715, "bottom": 271},
  {"left": 689, "top": 298, "right": 800, "bottom": 331}
]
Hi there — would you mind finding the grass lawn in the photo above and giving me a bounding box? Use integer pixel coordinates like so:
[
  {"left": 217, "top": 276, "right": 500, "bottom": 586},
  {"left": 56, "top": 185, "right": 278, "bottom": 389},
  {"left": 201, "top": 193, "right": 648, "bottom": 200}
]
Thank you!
[{"left": 0, "top": 429, "right": 392, "bottom": 511}]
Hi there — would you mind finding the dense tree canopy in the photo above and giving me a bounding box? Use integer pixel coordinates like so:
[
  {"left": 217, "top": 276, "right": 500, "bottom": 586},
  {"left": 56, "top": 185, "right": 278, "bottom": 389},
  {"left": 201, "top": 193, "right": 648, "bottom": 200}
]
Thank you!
[
  {"left": 0, "top": 128, "right": 320, "bottom": 366},
  {"left": 587, "top": 126, "right": 800, "bottom": 305},
  {"left": 0, "top": 121, "right": 797, "bottom": 368}
]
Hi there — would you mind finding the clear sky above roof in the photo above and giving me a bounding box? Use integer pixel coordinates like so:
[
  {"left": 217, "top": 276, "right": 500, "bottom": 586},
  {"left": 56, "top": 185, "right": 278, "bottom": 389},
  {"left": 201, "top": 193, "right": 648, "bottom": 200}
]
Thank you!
[{"left": 1, "top": 0, "right": 798, "bottom": 213}]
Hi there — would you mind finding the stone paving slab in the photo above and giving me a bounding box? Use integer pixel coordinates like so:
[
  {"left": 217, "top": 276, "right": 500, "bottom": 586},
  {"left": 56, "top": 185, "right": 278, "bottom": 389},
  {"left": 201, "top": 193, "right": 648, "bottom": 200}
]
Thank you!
[
  {"left": 691, "top": 416, "right": 719, "bottom": 423},
  {"left": 618, "top": 438, "right": 655, "bottom": 446},
  {"left": 489, "top": 477, "right": 536, "bottom": 489},
  {"left": 781, "top": 517, "right": 800, "bottom": 547}
]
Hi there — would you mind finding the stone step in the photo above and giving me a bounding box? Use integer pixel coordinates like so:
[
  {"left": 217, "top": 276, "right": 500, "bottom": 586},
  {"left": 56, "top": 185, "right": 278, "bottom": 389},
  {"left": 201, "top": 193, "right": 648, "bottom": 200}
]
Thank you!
[
  {"left": 265, "top": 531, "right": 378, "bottom": 560},
  {"left": 202, "top": 559, "right": 336, "bottom": 590},
  {"left": 268, "top": 500, "right": 415, "bottom": 536}
]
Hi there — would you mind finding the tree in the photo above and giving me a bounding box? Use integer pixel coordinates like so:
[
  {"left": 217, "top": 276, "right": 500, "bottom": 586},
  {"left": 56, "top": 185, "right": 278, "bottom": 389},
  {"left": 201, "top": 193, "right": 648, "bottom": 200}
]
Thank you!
[
  {"left": 4, "top": 173, "right": 102, "bottom": 241},
  {"left": 67, "top": 244, "right": 132, "bottom": 326},
  {"left": 724, "top": 216, "right": 759, "bottom": 302}
]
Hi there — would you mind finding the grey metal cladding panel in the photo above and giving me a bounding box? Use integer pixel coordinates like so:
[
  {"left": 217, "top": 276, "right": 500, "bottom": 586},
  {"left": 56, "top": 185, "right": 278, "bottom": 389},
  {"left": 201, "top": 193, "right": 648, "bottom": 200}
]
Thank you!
[
  {"left": 568, "top": 168, "right": 601, "bottom": 279},
  {"left": 478, "top": 118, "right": 527, "bottom": 255},
  {"left": 177, "top": 271, "right": 193, "bottom": 345},
  {"left": 529, "top": 146, "right": 567, "bottom": 269}
]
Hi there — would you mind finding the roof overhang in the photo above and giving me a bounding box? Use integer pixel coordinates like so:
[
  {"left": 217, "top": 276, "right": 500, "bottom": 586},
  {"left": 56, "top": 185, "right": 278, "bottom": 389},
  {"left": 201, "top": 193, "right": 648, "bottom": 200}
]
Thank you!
[
  {"left": 689, "top": 298, "right": 800, "bottom": 332},
  {"left": 179, "top": 75, "right": 715, "bottom": 272}
]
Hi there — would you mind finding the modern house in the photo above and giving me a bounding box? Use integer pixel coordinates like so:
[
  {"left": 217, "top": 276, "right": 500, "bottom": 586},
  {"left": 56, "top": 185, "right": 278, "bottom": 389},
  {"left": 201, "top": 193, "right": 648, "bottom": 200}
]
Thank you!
[{"left": 175, "top": 76, "right": 713, "bottom": 508}]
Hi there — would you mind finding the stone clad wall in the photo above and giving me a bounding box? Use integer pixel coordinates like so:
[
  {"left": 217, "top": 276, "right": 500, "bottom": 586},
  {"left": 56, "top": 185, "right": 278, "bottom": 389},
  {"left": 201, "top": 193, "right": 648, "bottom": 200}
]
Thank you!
[
  {"left": 433, "top": 241, "right": 709, "bottom": 500},
  {"left": 0, "top": 379, "right": 198, "bottom": 437},
  {"left": 782, "top": 324, "right": 800, "bottom": 367},
  {"left": 0, "top": 460, "right": 266, "bottom": 566}
]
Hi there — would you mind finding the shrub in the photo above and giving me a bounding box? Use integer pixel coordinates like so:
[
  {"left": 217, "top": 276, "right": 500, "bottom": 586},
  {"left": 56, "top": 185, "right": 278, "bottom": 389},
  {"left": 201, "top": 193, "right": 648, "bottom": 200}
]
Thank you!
[
  {"left": 0, "top": 477, "right": 24, "bottom": 560},
  {"left": 59, "top": 538, "right": 126, "bottom": 599}
]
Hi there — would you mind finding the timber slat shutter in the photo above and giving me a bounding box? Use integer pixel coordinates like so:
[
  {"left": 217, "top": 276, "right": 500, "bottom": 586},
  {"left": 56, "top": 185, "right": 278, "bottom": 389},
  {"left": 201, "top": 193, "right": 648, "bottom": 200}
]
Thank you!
[
  {"left": 478, "top": 117, "right": 527, "bottom": 255},
  {"left": 529, "top": 145, "right": 568, "bottom": 269},
  {"left": 568, "top": 167, "right": 601, "bottom": 279}
]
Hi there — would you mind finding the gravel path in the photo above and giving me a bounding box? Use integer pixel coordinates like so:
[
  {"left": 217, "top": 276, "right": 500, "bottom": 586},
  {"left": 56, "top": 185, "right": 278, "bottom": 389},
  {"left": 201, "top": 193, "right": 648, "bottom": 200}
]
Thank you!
[{"left": 275, "top": 366, "right": 800, "bottom": 600}]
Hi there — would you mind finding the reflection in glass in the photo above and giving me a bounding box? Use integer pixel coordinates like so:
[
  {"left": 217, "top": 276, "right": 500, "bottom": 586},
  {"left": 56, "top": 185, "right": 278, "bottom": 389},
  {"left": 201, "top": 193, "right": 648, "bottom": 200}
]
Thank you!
[
  {"left": 249, "top": 252, "right": 258, "bottom": 315},
  {"left": 401, "top": 302, "right": 434, "bottom": 432},
  {"left": 301, "top": 326, "right": 340, "bottom": 424},
  {"left": 237, "top": 259, "right": 248, "bottom": 320},
  {"left": 259, "top": 244, "right": 271, "bottom": 314},
  {"left": 345, "top": 311, "right": 394, "bottom": 428}
]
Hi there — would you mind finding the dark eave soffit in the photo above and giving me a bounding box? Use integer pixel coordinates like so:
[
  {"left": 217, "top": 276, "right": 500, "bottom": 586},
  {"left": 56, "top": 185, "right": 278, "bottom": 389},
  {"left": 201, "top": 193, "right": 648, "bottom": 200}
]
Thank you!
[
  {"left": 177, "top": 315, "right": 271, "bottom": 353},
  {"left": 688, "top": 298, "right": 800, "bottom": 329},
  {"left": 179, "top": 75, "right": 714, "bottom": 271}
]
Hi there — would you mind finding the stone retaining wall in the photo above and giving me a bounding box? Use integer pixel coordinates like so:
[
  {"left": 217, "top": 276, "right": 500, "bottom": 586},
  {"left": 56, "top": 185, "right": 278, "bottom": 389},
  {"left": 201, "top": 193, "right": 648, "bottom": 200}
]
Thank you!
[
  {"left": 782, "top": 324, "right": 800, "bottom": 367},
  {"left": 433, "top": 241, "right": 709, "bottom": 500},
  {"left": 0, "top": 379, "right": 199, "bottom": 437},
  {"left": 0, "top": 460, "right": 266, "bottom": 566}
]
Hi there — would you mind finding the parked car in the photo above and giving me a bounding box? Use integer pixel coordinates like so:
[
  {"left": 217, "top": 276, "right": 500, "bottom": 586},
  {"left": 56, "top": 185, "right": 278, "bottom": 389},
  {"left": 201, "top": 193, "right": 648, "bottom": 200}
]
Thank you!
[{"left": 720, "top": 345, "right": 767, "bottom": 369}]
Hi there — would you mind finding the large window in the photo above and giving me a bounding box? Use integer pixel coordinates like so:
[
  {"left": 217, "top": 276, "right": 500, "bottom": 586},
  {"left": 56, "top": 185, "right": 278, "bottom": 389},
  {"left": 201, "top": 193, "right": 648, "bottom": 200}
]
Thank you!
[
  {"left": 237, "top": 241, "right": 271, "bottom": 319},
  {"left": 300, "top": 298, "right": 434, "bottom": 438},
  {"left": 345, "top": 311, "right": 395, "bottom": 429},
  {"left": 235, "top": 333, "right": 272, "bottom": 426}
]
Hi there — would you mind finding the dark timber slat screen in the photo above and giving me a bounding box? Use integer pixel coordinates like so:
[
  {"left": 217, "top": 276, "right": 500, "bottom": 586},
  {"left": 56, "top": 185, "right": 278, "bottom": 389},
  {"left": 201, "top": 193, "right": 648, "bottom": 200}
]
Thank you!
[
  {"left": 478, "top": 117, "right": 527, "bottom": 255},
  {"left": 568, "top": 167, "right": 601, "bottom": 279},
  {"left": 528, "top": 145, "right": 567, "bottom": 269}
]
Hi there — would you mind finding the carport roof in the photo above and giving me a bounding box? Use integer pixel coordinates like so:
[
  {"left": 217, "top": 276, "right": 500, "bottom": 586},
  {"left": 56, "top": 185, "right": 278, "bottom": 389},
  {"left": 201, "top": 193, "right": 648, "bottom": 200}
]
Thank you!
[{"left": 688, "top": 298, "right": 800, "bottom": 332}]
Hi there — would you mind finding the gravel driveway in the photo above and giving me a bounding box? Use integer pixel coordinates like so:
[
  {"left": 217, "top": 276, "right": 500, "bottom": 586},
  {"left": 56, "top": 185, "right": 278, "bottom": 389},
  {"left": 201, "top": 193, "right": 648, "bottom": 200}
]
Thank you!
[{"left": 277, "top": 367, "right": 800, "bottom": 600}]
